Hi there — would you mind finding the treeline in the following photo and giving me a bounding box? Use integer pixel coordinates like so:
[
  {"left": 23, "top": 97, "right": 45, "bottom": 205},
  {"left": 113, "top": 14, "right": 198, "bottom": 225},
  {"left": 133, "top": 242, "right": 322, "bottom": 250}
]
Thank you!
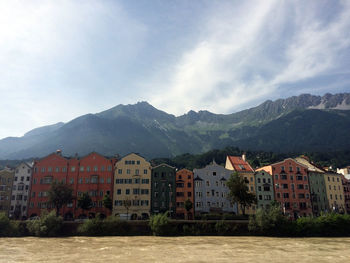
[
  {"left": 1, "top": 147, "right": 350, "bottom": 171},
  {"left": 151, "top": 146, "right": 350, "bottom": 170}
]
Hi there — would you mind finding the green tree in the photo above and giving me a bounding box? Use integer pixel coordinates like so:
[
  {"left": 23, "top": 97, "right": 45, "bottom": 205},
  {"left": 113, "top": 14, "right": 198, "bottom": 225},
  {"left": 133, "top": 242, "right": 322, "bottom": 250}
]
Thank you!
[
  {"left": 103, "top": 194, "right": 113, "bottom": 211},
  {"left": 227, "top": 172, "right": 256, "bottom": 216},
  {"left": 78, "top": 192, "right": 93, "bottom": 215},
  {"left": 48, "top": 181, "right": 73, "bottom": 217},
  {"left": 184, "top": 199, "right": 193, "bottom": 220}
]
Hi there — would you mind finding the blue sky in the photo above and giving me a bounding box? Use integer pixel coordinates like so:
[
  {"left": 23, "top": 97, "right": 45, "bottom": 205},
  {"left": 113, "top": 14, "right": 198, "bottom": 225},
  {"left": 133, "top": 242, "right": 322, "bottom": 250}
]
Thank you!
[{"left": 1, "top": 0, "right": 350, "bottom": 139}]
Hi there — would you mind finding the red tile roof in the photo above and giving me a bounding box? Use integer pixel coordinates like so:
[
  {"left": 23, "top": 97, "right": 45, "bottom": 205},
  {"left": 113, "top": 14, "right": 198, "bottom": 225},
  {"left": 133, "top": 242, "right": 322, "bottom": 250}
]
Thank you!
[{"left": 227, "top": 156, "right": 254, "bottom": 172}]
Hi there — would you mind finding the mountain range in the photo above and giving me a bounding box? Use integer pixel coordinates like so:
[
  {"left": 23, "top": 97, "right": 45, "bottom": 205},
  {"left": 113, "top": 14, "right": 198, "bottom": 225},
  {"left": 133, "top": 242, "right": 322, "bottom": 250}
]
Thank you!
[{"left": 1, "top": 93, "right": 350, "bottom": 160}]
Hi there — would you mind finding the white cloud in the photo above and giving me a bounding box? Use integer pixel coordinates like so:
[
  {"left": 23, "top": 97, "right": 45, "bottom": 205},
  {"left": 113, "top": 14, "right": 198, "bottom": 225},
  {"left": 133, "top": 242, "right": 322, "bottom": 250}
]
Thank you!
[
  {"left": 0, "top": 0, "right": 147, "bottom": 139},
  {"left": 147, "top": 0, "right": 350, "bottom": 115}
]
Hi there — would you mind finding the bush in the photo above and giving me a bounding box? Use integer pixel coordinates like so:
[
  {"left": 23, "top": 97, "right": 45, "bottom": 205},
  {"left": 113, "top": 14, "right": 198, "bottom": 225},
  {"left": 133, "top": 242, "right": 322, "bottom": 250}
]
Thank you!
[
  {"left": 78, "top": 215, "right": 131, "bottom": 236},
  {"left": 0, "top": 212, "right": 20, "bottom": 237},
  {"left": 248, "top": 204, "right": 288, "bottom": 235},
  {"left": 27, "top": 210, "right": 63, "bottom": 237},
  {"left": 149, "top": 212, "right": 174, "bottom": 236},
  {"left": 215, "top": 221, "right": 230, "bottom": 235}
]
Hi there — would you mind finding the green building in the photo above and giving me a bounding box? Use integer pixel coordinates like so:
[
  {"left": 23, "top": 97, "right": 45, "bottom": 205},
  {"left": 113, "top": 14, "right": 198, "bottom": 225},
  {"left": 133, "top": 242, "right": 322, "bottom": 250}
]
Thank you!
[
  {"left": 254, "top": 170, "right": 274, "bottom": 210},
  {"left": 295, "top": 157, "right": 329, "bottom": 215},
  {"left": 151, "top": 164, "right": 176, "bottom": 216}
]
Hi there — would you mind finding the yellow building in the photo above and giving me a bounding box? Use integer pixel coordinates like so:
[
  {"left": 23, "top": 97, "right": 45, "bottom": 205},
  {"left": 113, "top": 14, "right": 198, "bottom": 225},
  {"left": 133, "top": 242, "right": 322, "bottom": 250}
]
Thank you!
[
  {"left": 113, "top": 153, "right": 151, "bottom": 220},
  {"left": 324, "top": 172, "right": 346, "bottom": 213},
  {"left": 225, "top": 155, "right": 256, "bottom": 215}
]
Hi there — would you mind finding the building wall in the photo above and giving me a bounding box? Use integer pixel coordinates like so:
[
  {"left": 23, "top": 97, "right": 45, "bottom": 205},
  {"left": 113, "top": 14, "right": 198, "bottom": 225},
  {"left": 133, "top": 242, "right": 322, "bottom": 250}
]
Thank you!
[
  {"left": 324, "top": 172, "right": 346, "bottom": 213},
  {"left": 175, "top": 169, "right": 194, "bottom": 219},
  {"left": 308, "top": 172, "right": 329, "bottom": 215},
  {"left": 194, "top": 162, "right": 237, "bottom": 215},
  {"left": 258, "top": 158, "right": 313, "bottom": 218},
  {"left": 341, "top": 175, "right": 350, "bottom": 214},
  {"left": 151, "top": 164, "right": 176, "bottom": 216},
  {"left": 255, "top": 170, "right": 274, "bottom": 210},
  {"left": 113, "top": 153, "right": 151, "bottom": 220},
  {"left": 9, "top": 163, "right": 32, "bottom": 219},
  {"left": 28, "top": 153, "right": 71, "bottom": 218},
  {"left": 0, "top": 168, "right": 14, "bottom": 216},
  {"left": 75, "top": 152, "right": 116, "bottom": 218}
]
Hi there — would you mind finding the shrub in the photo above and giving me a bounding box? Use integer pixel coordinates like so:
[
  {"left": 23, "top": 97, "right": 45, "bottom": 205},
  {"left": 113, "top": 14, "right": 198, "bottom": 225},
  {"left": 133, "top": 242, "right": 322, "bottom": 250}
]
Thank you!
[
  {"left": 78, "top": 215, "right": 131, "bottom": 236},
  {"left": 215, "top": 221, "right": 230, "bottom": 235},
  {"left": 149, "top": 212, "right": 173, "bottom": 236},
  {"left": 0, "top": 212, "right": 20, "bottom": 237},
  {"left": 27, "top": 210, "right": 63, "bottom": 237}
]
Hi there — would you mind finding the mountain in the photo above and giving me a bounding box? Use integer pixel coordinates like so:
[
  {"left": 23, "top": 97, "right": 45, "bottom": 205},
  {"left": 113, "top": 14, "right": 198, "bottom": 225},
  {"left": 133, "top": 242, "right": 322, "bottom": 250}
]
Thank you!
[{"left": 0, "top": 93, "right": 349, "bottom": 160}]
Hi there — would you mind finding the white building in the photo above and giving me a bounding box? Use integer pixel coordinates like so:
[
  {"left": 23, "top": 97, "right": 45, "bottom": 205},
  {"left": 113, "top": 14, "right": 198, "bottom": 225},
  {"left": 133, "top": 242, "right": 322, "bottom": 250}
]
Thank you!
[{"left": 9, "top": 162, "right": 33, "bottom": 219}]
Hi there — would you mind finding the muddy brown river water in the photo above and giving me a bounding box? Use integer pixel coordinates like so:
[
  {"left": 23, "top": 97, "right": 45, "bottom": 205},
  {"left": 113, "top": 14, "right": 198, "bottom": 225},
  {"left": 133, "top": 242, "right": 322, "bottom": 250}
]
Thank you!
[{"left": 1, "top": 236, "right": 350, "bottom": 262}]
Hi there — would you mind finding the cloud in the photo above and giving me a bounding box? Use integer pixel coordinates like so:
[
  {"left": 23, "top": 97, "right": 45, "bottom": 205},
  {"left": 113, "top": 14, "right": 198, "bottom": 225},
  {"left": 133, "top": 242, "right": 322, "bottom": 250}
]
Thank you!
[
  {"left": 0, "top": 0, "right": 147, "bottom": 139},
  {"left": 146, "top": 0, "right": 350, "bottom": 115}
]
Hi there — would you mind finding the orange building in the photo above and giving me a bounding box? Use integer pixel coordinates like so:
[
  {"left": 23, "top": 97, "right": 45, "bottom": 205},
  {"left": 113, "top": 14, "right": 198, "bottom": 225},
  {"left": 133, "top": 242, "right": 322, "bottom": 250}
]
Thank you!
[
  {"left": 175, "top": 169, "right": 194, "bottom": 219},
  {"left": 28, "top": 151, "right": 116, "bottom": 219}
]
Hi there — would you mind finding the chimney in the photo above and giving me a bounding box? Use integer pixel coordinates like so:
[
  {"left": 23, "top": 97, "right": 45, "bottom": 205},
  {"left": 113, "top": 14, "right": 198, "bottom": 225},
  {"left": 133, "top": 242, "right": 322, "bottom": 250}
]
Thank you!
[
  {"left": 242, "top": 153, "right": 246, "bottom": 162},
  {"left": 56, "top": 149, "right": 62, "bottom": 156}
]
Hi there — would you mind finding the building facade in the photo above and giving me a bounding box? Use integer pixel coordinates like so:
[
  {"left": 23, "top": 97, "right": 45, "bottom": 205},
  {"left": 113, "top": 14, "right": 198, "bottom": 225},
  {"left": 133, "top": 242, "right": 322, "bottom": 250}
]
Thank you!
[
  {"left": 258, "top": 158, "right": 312, "bottom": 219},
  {"left": 194, "top": 161, "right": 237, "bottom": 215},
  {"left": 28, "top": 151, "right": 116, "bottom": 219},
  {"left": 0, "top": 168, "right": 14, "bottom": 216},
  {"left": 75, "top": 152, "right": 116, "bottom": 219},
  {"left": 341, "top": 175, "right": 350, "bottom": 214},
  {"left": 151, "top": 164, "right": 176, "bottom": 216},
  {"left": 254, "top": 170, "right": 274, "bottom": 210},
  {"left": 9, "top": 162, "right": 33, "bottom": 219},
  {"left": 175, "top": 169, "right": 194, "bottom": 219},
  {"left": 295, "top": 157, "right": 329, "bottom": 215},
  {"left": 113, "top": 153, "right": 151, "bottom": 220},
  {"left": 324, "top": 172, "right": 346, "bottom": 213},
  {"left": 225, "top": 155, "right": 256, "bottom": 214}
]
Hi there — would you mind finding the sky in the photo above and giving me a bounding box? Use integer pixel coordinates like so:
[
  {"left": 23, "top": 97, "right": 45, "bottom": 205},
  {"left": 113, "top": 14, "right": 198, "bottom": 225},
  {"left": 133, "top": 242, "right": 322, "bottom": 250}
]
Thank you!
[{"left": 1, "top": 0, "right": 350, "bottom": 139}]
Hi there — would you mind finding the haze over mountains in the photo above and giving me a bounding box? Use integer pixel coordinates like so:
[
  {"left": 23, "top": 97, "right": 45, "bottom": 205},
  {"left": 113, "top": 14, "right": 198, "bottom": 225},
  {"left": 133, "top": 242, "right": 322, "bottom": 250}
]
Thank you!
[{"left": 1, "top": 93, "right": 350, "bottom": 160}]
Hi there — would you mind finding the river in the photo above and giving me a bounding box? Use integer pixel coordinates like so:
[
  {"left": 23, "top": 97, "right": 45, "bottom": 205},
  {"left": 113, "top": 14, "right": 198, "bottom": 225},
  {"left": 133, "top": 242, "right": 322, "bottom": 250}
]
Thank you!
[{"left": 1, "top": 236, "right": 350, "bottom": 262}]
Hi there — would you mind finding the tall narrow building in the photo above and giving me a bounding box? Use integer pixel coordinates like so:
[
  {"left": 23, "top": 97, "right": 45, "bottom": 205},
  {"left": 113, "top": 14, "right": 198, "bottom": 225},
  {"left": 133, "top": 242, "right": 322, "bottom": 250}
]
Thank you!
[
  {"left": 254, "top": 170, "right": 274, "bottom": 210},
  {"left": 151, "top": 164, "right": 176, "bottom": 216},
  {"left": 295, "top": 157, "right": 329, "bottom": 215},
  {"left": 175, "top": 169, "right": 194, "bottom": 219},
  {"left": 9, "top": 162, "right": 33, "bottom": 219},
  {"left": 324, "top": 171, "right": 346, "bottom": 213},
  {"left": 225, "top": 155, "right": 256, "bottom": 214},
  {"left": 0, "top": 167, "right": 14, "bottom": 217},
  {"left": 194, "top": 161, "right": 236, "bottom": 215},
  {"left": 113, "top": 153, "right": 151, "bottom": 220},
  {"left": 257, "top": 158, "right": 312, "bottom": 219}
]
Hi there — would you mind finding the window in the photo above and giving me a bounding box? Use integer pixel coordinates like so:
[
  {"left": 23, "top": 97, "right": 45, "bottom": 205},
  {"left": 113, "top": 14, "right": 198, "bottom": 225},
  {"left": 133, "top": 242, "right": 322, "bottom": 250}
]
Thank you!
[
  {"left": 187, "top": 183, "right": 191, "bottom": 187},
  {"left": 80, "top": 166, "right": 84, "bottom": 172},
  {"left": 188, "top": 192, "right": 192, "bottom": 197},
  {"left": 94, "top": 166, "right": 98, "bottom": 172},
  {"left": 100, "top": 178, "right": 104, "bottom": 183},
  {"left": 206, "top": 181, "right": 210, "bottom": 186},
  {"left": 283, "top": 193, "right": 289, "bottom": 198},
  {"left": 127, "top": 169, "right": 131, "bottom": 174},
  {"left": 133, "top": 189, "right": 140, "bottom": 195},
  {"left": 137, "top": 161, "right": 140, "bottom": 165},
  {"left": 107, "top": 178, "right": 111, "bottom": 183},
  {"left": 55, "top": 167, "right": 59, "bottom": 172},
  {"left": 144, "top": 169, "right": 148, "bottom": 174},
  {"left": 62, "top": 167, "right": 67, "bottom": 172},
  {"left": 86, "top": 166, "right": 91, "bottom": 172},
  {"left": 213, "top": 172, "right": 216, "bottom": 176},
  {"left": 71, "top": 166, "right": 76, "bottom": 172},
  {"left": 117, "top": 189, "right": 121, "bottom": 195},
  {"left": 101, "top": 166, "right": 105, "bottom": 171},
  {"left": 107, "top": 166, "right": 112, "bottom": 171},
  {"left": 48, "top": 167, "right": 52, "bottom": 172},
  {"left": 258, "top": 178, "right": 261, "bottom": 183},
  {"left": 41, "top": 167, "right": 45, "bottom": 173},
  {"left": 135, "top": 169, "right": 139, "bottom": 175},
  {"left": 126, "top": 189, "right": 130, "bottom": 195},
  {"left": 118, "top": 169, "right": 122, "bottom": 174},
  {"left": 289, "top": 166, "right": 293, "bottom": 172}
]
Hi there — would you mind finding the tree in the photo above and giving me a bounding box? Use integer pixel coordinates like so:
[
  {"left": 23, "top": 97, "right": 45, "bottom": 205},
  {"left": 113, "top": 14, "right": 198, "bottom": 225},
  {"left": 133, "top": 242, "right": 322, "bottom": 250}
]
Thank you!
[
  {"left": 48, "top": 181, "right": 73, "bottom": 217},
  {"left": 103, "top": 194, "right": 113, "bottom": 211},
  {"left": 123, "top": 199, "right": 132, "bottom": 220},
  {"left": 184, "top": 199, "right": 193, "bottom": 220},
  {"left": 77, "top": 192, "right": 93, "bottom": 216},
  {"left": 227, "top": 172, "right": 256, "bottom": 216}
]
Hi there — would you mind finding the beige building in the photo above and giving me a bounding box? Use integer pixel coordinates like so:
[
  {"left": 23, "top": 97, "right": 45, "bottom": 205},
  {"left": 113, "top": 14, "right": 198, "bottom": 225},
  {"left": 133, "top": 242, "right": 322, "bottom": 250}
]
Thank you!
[
  {"left": 113, "top": 153, "right": 151, "bottom": 220},
  {"left": 0, "top": 167, "right": 15, "bottom": 216},
  {"left": 225, "top": 155, "right": 256, "bottom": 215},
  {"left": 324, "top": 172, "right": 346, "bottom": 213}
]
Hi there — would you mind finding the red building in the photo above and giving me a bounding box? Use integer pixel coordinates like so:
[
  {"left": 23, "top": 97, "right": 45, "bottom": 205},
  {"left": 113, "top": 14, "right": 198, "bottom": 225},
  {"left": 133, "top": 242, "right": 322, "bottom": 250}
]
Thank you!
[
  {"left": 257, "top": 158, "right": 312, "bottom": 219},
  {"left": 28, "top": 151, "right": 116, "bottom": 219},
  {"left": 175, "top": 169, "right": 194, "bottom": 219}
]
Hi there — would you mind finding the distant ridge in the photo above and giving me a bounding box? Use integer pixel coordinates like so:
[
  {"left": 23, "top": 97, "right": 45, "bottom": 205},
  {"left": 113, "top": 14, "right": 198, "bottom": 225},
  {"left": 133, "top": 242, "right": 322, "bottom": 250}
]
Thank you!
[{"left": 0, "top": 93, "right": 349, "bottom": 160}]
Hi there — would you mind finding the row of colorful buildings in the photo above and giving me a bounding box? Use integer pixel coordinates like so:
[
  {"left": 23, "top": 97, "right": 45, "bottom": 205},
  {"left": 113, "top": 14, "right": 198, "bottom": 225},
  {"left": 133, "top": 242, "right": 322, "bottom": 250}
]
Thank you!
[{"left": 0, "top": 151, "right": 349, "bottom": 220}]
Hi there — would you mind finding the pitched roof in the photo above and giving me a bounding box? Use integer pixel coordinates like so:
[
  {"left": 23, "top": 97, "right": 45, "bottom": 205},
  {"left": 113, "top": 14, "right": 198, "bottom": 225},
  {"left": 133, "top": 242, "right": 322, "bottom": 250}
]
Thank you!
[
  {"left": 227, "top": 156, "right": 254, "bottom": 172},
  {"left": 295, "top": 157, "right": 324, "bottom": 173}
]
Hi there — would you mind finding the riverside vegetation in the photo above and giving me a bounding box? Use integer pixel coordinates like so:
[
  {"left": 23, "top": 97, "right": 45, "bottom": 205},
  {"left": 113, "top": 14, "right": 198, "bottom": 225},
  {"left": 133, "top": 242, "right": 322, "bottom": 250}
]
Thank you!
[{"left": 1, "top": 210, "right": 350, "bottom": 237}]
